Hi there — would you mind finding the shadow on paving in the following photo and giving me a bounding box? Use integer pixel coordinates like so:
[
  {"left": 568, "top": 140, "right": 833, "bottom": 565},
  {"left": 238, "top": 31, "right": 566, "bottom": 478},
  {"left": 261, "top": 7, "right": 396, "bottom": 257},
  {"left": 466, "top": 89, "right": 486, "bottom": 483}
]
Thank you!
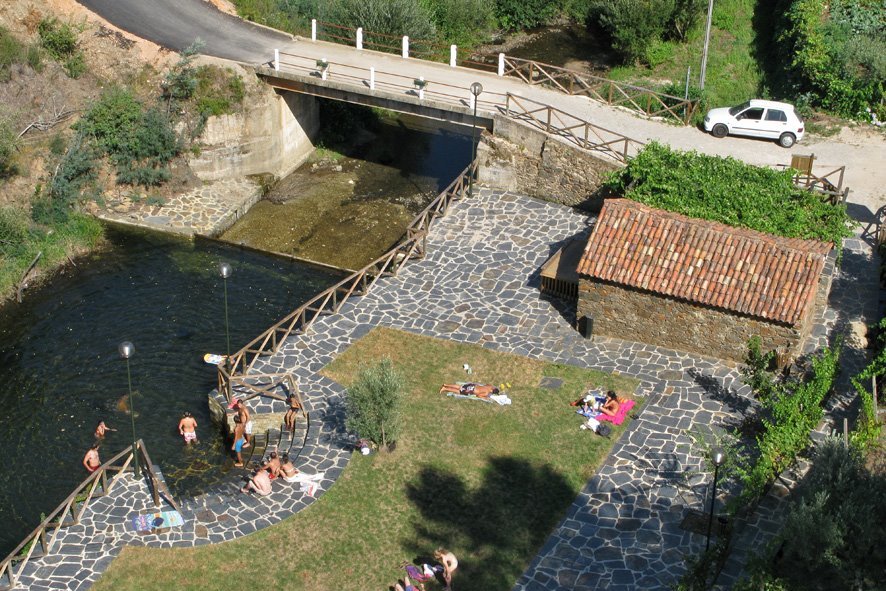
[{"left": 404, "top": 457, "right": 574, "bottom": 591}]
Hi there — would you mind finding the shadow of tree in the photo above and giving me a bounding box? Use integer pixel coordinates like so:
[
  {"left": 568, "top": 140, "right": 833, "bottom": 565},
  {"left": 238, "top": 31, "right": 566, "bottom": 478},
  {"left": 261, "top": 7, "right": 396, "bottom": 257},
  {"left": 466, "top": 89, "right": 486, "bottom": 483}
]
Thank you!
[
  {"left": 404, "top": 457, "right": 575, "bottom": 591},
  {"left": 687, "top": 368, "right": 756, "bottom": 432}
]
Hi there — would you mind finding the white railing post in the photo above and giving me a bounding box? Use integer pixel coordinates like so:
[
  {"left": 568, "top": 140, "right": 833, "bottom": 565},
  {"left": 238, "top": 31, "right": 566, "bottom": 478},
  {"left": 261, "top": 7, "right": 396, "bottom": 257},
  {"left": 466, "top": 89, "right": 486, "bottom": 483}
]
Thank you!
[
  {"left": 498, "top": 53, "right": 505, "bottom": 77},
  {"left": 311, "top": 19, "right": 317, "bottom": 41},
  {"left": 321, "top": 57, "right": 328, "bottom": 80},
  {"left": 370, "top": 66, "right": 375, "bottom": 90},
  {"left": 450, "top": 45, "right": 457, "bottom": 67},
  {"left": 273, "top": 48, "right": 280, "bottom": 71},
  {"left": 470, "top": 92, "right": 475, "bottom": 110},
  {"left": 402, "top": 36, "right": 409, "bottom": 59},
  {"left": 356, "top": 27, "right": 363, "bottom": 50},
  {"left": 418, "top": 76, "right": 424, "bottom": 101}
]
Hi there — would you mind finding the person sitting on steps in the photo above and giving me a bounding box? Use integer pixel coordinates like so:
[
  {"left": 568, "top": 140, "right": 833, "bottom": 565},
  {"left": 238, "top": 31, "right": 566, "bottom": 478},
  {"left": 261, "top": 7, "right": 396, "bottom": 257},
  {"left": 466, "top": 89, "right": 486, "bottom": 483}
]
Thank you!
[{"left": 284, "top": 392, "right": 301, "bottom": 432}]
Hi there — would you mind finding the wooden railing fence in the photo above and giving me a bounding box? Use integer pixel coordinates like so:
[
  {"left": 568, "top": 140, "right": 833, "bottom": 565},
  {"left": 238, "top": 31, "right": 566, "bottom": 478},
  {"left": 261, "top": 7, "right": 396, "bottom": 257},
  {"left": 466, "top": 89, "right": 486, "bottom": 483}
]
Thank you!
[
  {"left": 218, "top": 161, "right": 478, "bottom": 399},
  {"left": 501, "top": 57, "right": 698, "bottom": 124},
  {"left": 0, "top": 440, "right": 174, "bottom": 590},
  {"left": 502, "top": 93, "right": 645, "bottom": 164}
]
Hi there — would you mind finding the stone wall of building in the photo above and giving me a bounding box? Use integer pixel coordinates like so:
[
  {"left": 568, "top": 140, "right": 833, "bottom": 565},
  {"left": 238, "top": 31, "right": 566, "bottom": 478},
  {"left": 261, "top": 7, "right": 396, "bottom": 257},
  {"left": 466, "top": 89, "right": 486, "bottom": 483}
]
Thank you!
[
  {"left": 577, "top": 280, "right": 805, "bottom": 362},
  {"left": 478, "top": 115, "right": 620, "bottom": 210}
]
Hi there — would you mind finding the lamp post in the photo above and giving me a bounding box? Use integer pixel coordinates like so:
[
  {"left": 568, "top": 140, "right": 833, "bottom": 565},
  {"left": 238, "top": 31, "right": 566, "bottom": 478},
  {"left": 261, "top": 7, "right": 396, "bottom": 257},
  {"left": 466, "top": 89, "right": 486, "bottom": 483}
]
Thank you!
[
  {"left": 705, "top": 447, "right": 725, "bottom": 551},
  {"left": 469, "top": 82, "right": 483, "bottom": 197},
  {"left": 118, "top": 341, "right": 140, "bottom": 479},
  {"left": 219, "top": 262, "right": 232, "bottom": 360},
  {"left": 699, "top": 0, "right": 715, "bottom": 90}
]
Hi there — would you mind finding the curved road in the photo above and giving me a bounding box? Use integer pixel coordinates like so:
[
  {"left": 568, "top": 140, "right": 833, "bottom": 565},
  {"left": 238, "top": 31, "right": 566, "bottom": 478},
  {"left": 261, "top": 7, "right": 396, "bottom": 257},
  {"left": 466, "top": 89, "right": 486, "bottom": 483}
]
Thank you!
[
  {"left": 77, "top": 0, "right": 883, "bottom": 218},
  {"left": 76, "top": 0, "right": 290, "bottom": 62}
]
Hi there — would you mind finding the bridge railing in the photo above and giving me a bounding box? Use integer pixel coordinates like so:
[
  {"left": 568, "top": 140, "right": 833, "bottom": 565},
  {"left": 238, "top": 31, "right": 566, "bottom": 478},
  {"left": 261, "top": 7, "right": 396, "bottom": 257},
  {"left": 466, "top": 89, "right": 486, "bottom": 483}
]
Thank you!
[
  {"left": 0, "top": 440, "right": 174, "bottom": 590},
  {"left": 501, "top": 56, "right": 698, "bottom": 124},
  {"left": 273, "top": 50, "right": 507, "bottom": 110},
  {"left": 502, "top": 93, "right": 645, "bottom": 164},
  {"left": 218, "top": 161, "right": 478, "bottom": 393}
]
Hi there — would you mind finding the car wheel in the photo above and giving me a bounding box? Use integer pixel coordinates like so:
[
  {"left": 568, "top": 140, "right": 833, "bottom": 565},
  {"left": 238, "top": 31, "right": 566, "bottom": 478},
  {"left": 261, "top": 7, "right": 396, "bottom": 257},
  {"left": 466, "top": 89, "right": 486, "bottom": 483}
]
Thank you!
[
  {"left": 778, "top": 132, "right": 796, "bottom": 148},
  {"left": 711, "top": 124, "right": 728, "bottom": 138}
]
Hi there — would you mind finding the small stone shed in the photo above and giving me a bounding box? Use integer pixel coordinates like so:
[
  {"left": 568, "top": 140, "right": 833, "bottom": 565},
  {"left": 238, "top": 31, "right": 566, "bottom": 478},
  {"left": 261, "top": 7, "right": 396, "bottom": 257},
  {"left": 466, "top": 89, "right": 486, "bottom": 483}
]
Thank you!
[{"left": 575, "top": 199, "right": 834, "bottom": 362}]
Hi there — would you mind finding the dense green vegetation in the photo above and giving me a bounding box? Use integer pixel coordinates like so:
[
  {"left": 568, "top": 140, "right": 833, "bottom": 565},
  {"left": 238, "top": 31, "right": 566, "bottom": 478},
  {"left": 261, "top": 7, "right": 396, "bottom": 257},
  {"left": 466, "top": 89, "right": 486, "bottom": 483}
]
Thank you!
[
  {"left": 604, "top": 143, "right": 854, "bottom": 246},
  {"left": 345, "top": 358, "right": 405, "bottom": 448},
  {"left": 733, "top": 439, "right": 886, "bottom": 591},
  {"left": 850, "top": 315, "right": 886, "bottom": 451},
  {"left": 768, "top": 0, "right": 884, "bottom": 119},
  {"left": 37, "top": 17, "right": 86, "bottom": 79},
  {"left": 94, "top": 328, "right": 639, "bottom": 591}
]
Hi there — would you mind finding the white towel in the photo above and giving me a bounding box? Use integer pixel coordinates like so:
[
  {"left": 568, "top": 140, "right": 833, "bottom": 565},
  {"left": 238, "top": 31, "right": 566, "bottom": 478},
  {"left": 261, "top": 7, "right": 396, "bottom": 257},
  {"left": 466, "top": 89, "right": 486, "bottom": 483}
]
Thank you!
[{"left": 489, "top": 394, "right": 512, "bottom": 405}]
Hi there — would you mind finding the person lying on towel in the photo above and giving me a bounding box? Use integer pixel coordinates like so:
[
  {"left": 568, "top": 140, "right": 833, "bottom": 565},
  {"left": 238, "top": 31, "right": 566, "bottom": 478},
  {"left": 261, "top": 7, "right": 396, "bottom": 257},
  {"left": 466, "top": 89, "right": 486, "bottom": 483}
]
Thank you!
[{"left": 439, "top": 383, "right": 499, "bottom": 398}]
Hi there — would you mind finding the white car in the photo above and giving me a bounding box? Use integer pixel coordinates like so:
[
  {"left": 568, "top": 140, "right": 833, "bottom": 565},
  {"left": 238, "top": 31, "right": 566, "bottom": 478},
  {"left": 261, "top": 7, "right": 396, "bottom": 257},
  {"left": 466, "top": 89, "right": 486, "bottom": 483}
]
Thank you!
[{"left": 703, "top": 100, "right": 805, "bottom": 148}]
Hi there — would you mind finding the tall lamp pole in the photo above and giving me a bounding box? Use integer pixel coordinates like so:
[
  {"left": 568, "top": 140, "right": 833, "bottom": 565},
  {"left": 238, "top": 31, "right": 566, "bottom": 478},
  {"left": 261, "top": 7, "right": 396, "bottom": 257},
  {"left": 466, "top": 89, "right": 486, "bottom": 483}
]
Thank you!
[
  {"left": 118, "top": 341, "right": 140, "bottom": 479},
  {"left": 705, "top": 447, "right": 725, "bottom": 551},
  {"left": 469, "top": 82, "right": 483, "bottom": 197},
  {"left": 699, "top": 0, "right": 715, "bottom": 90},
  {"left": 219, "top": 262, "right": 232, "bottom": 360}
]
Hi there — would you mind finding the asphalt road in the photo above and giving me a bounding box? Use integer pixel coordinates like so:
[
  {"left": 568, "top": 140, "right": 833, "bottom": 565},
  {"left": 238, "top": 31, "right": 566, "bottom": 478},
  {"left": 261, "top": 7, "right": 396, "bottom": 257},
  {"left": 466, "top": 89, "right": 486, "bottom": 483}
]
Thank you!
[{"left": 76, "top": 0, "right": 290, "bottom": 62}]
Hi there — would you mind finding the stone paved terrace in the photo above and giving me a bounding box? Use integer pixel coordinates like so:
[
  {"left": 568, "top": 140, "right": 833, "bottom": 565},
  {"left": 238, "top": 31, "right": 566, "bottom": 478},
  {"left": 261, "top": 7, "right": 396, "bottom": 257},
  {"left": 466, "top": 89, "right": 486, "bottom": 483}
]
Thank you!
[
  {"left": 14, "top": 188, "right": 879, "bottom": 590},
  {"left": 95, "top": 178, "right": 261, "bottom": 237}
]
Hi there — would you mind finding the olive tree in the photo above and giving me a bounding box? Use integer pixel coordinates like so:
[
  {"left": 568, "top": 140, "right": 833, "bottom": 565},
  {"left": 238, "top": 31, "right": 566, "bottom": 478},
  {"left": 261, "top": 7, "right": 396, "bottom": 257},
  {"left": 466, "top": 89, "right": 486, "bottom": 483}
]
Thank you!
[{"left": 345, "top": 358, "right": 405, "bottom": 448}]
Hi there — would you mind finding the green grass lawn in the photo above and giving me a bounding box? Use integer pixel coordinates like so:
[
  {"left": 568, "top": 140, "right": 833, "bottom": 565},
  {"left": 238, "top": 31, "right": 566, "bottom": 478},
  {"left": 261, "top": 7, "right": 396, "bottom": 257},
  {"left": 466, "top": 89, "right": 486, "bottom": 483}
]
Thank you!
[
  {"left": 608, "top": 0, "right": 764, "bottom": 111},
  {"left": 94, "top": 327, "right": 639, "bottom": 591}
]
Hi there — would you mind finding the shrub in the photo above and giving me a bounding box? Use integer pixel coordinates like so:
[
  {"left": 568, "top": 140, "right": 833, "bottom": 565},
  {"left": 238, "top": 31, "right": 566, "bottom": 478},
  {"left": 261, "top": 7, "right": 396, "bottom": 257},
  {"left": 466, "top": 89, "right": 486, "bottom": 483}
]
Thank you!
[
  {"left": 0, "top": 206, "right": 31, "bottom": 258},
  {"left": 162, "top": 41, "right": 203, "bottom": 104},
  {"left": 494, "top": 0, "right": 560, "bottom": 30},
  {"left": 588, "top": 0, "right": 673, "bottom": 65},
  {"left": 771, "top": 438, "right": 886, "bottom": 589},
  {"left": 850, "top": 315, "right": 886, "bottom": 451},
  {"left": 604, "top": 142, "right": 854, "bottom": 246},
  {"left": 345, "top": 358, "right": 405, "bottom": 447},
  {"left": 423, "top": 0, "right": 494, "bottom": 45},
  {"left": 668, "top": 0, "right": 705, "bottom": 41},
  {"left": 193, "top": 65, "right": 246, "bottom": 117},
  {"left": 1, "top": 25, "right": 42, "bottom": 81},
  {"left": 63, "top": 52, "right": 86, "bottom": 79},
  {"left": 327, "top": 0, "right": 436, "bottom": 40},
  {"left": 0, "top": 119, "right": 16, "bottom": 179},
  {"left": 37, "top": 18, "right": 78, "bottom": 60},
  {"left": 76, "top": 89, "right": 181, "bottom": 187},
  {"left": 36, "top": 138, "right": 97, "bottom": 224}
]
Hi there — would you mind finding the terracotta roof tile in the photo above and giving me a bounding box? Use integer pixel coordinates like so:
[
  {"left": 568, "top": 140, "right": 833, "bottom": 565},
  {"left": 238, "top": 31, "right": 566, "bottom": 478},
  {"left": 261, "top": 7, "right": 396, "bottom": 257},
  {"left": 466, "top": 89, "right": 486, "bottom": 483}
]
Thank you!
[{"left": 576, "top": 200, "right": 831, "bottom": 325}]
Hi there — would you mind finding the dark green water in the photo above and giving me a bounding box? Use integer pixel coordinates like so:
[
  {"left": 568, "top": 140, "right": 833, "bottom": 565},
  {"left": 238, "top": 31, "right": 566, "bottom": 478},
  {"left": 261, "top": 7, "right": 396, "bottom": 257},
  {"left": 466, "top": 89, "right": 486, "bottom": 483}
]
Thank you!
[{"left": 0, "top": 225, "right": 341, "bottom": 556}]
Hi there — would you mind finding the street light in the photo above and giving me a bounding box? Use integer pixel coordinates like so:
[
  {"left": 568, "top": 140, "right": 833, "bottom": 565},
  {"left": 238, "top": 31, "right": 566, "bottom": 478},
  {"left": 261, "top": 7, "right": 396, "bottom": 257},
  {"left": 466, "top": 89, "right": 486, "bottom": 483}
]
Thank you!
[
  {"left": 219, "top": 262, "right": 232, "bottom": 360},
  {"left": 705, "top": 446, "right": 725, "bottom": 551},
  {"left": 469, "top": 82, "right": 483, "bottom": 197},
  {"left": 118, "top": 340, "right": 140, "bottom": 479},
  {"left": 699, "top": 0, "right": 714, "bottom": 90}
]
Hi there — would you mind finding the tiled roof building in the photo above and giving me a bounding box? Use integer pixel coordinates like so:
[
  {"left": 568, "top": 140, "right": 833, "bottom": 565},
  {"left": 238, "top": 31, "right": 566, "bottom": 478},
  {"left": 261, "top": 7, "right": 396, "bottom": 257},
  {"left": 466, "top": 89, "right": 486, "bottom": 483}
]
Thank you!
[{"left": 575, "top": 199, "right": 834, "bottom": 362}]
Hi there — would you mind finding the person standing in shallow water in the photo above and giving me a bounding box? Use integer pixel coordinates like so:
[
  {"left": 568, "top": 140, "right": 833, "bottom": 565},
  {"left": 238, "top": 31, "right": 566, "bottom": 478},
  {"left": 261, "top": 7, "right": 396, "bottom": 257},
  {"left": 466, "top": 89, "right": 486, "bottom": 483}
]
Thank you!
[
  {"left": 83, "top": 443, "right": 101, "bottom": 472},
  {"left": 178, "top": 412, "right": 198, "bottom": 444},
  {"left": 94, "top": 420, "right": 116, "bottom": 439}
]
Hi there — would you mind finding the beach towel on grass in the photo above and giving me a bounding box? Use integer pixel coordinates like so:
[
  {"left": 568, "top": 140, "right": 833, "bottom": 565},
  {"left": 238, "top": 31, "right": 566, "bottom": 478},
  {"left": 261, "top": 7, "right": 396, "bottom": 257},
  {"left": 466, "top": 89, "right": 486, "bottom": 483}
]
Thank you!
[
  {"left": 445, "top": 392, "right": 512, "bottom": 405},
  {"left": 597, "top": 399, "right": 635, "bottom": 425}
]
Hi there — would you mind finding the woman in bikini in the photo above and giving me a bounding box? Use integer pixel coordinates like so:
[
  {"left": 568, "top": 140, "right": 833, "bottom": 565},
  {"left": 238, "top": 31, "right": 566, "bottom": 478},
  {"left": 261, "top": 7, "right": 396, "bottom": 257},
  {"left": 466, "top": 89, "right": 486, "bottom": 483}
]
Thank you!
[
  {"left": 439, "top": 383, "right": 499, "bottom": 398},
  {"left": 599, "top": 390, "right": 626, "bottom": 417},
  {"left": 280, "top": 453, "right": 299, "bottom": 482}
]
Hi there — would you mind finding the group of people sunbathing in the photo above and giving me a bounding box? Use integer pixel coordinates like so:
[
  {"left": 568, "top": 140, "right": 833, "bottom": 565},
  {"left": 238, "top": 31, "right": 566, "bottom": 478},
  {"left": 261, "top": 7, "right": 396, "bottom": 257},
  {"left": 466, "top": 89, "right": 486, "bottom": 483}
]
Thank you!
[
  {"left": 240, "top": 451, "right": 300, "bottom": 495},
  {"left": 393, "top": 548, "right": 458, "bottom": 591}
]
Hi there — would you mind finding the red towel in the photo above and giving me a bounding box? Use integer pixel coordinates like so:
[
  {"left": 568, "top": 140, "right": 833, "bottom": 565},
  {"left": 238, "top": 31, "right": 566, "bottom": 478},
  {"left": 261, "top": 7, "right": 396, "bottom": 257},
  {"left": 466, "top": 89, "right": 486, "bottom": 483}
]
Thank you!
[{"left": 597, "top": 399, "right": 635, "bottom": 425}]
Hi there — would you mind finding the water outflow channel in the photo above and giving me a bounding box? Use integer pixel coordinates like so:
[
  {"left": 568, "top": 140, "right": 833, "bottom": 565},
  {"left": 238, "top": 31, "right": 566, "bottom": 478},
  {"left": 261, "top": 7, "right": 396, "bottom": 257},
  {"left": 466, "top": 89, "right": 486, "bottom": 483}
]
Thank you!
[
  {"left": 0, "top": 110, "right": 472, "bottom": 557},
  {"left": 222, "top": 112, "right": 474, "bottom": 269}
]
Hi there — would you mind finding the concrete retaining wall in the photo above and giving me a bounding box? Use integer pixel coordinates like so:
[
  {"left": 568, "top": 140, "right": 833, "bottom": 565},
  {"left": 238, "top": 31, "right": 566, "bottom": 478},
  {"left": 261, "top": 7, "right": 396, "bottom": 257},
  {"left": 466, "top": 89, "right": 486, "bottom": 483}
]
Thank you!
[{"left": 189, "top": 89, "right": 319, "bottom": 182}]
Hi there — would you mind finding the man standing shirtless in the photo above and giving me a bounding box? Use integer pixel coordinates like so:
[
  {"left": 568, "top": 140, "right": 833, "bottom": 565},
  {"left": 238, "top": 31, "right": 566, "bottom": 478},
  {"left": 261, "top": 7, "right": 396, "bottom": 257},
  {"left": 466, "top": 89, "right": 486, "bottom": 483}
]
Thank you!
[
  {"left": 235, "top": 401, "right": 252, "bottom": 448},
  {"left": 178, "top": 412, "right": 198, "bottom": 444},
  {"left": 83, "top": 443, "right": 101, "bottom": 472}
]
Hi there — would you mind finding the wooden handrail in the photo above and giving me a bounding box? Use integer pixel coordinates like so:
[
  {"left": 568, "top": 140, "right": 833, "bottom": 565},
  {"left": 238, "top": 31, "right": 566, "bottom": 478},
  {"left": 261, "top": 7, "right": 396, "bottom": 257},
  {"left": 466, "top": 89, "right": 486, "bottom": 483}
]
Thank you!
[
  {"left": 218, "top": 162, "right": 477, "bottom": 399},
  {"left": 502, "top": 93, "right": 644, "bottom": 164},
  {"left": 0, "top": 440, "right": 172, "bottom": 590},
  {"left": 501, "top": 56, "right": 698, "bottom": 124}
]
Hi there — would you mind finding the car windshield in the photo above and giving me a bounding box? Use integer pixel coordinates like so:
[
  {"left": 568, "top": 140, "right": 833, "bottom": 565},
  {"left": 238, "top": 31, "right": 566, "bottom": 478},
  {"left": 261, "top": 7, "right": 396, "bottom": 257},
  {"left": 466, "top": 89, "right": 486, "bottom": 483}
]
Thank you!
[{"left": 729, "top": 102, "right": 751, "bottom": 116}]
